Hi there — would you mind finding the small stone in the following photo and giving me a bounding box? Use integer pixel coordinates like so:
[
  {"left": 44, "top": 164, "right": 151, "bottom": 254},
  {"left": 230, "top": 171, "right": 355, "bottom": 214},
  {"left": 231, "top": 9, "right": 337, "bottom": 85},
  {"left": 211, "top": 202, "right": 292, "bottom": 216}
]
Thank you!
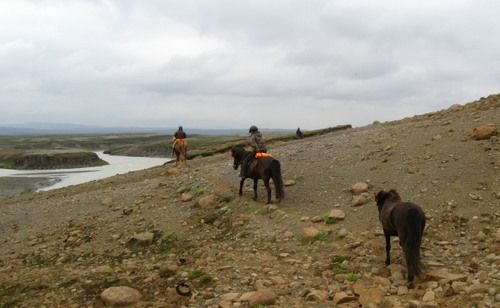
[
  {"left": 220, "top": 292, "right": 241, "bottom": 302},
  {"left": 181, "top": 193, "right": 193, "bottom": 202},
  {"left": 101, "top": 286, "right": 142, "bottom": 306},
  {"left": 422, "top": 290, "right": 435, "bottom": 302},
  {"left": 328, "top": 209, "right": 346, "bottom": 221},
  {"left": 246, "top": 289, "right": 277, "bottom": 307},
  {"left": 397, "top": 286, "right": 408, "bottom": 295},
  {"left": 101, "top": 196, "right": 113, "bottom": 206},
  {"left": 126, "top": 232, "right": 155, "bottom": 249},
  {"left": 302, "top": 227, "right": 320, "bottom": 239},
  {"left": 311, "top": 216, "right": 323, "bottom": 223},
  {"left": 333, "top": 291, "right": 356, "bottom": 305},
  {"left": 284, "top": 180, "right": 296, "bottom": 187},
  {"left": 352, "top": 182, "right": 369, "bottom": 194},
  {"left": 352, "top": 194, "right": 370, "bottom": 206},
  {"left": 267, "top": 204, "right": 279, "bottom": 212},
  {"left": 305, "top": 290, "right": 329, "bottom": 301},
  {"left": 495, "top": 293, "right": 500, "bottom": 302},
  {"left": 426, "top": 270, "right": 467, "bottom": 282},
  {"left": 474, "top": 231, "right": 486, "bottom": 242},
  {"left": 358, "top": 288, "right": 385, "bottom": 306},
  {"left": 196, "top": 194, "right": 218, "bottom": 208}
]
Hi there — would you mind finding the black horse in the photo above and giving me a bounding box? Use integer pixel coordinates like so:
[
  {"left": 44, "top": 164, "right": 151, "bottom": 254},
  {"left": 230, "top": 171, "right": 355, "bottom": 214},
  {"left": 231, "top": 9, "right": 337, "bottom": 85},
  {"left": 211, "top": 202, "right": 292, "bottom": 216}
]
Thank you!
[
  {"left": 231, "top": 146, "right": 284, "bottom": 204},
  {"left": 375, "top": 190, "right": 426, "bottom": 287}
]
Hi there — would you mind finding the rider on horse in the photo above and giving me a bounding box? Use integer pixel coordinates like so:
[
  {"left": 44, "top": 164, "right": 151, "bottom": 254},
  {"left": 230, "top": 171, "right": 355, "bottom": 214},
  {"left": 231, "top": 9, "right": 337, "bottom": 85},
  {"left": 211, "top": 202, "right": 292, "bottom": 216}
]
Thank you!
[
  {"left": 240, "top": 125, "right": 267, "bottom": 177},
  {"left": 173, "top": 126, "right": 187, "bottom": 155}
]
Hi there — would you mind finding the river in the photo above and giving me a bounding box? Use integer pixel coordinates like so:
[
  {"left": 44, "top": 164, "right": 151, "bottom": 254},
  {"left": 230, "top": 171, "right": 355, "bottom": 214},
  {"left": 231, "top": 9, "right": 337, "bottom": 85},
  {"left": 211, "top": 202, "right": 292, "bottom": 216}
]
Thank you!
[{"left": 0, "top": 152, "right": 170, "bottom": 193}]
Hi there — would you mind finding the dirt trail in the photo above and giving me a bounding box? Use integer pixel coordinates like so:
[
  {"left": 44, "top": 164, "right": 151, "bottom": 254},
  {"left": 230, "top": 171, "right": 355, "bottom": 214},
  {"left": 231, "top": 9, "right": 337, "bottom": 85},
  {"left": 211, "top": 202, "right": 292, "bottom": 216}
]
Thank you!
[{"left": 0, "top": 95, "right": 499, "bottom": 307}]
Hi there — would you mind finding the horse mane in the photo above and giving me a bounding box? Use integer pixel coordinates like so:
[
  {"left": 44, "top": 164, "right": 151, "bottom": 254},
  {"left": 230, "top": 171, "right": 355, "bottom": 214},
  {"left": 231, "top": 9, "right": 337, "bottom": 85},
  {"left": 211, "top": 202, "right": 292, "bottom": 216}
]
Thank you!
[{"left": 375, "top": 189, "right": 402, "bottom": 206}]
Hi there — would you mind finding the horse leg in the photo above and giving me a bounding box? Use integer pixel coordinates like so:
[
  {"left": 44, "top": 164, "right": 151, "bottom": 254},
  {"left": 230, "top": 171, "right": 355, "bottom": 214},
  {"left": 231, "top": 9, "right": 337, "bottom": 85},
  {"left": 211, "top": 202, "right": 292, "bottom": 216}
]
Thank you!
[
  {"left": 385, "top": 233, "right": 391, "bottom": 266},
  {"left": 239, "top": 178, "right": 245, "bottom": 196},
  {"left": 253, "top": 179, "right": 258, "bottom": 201},
  {"left": 263, "top": 177, "right": 271, "bottom": 204}
]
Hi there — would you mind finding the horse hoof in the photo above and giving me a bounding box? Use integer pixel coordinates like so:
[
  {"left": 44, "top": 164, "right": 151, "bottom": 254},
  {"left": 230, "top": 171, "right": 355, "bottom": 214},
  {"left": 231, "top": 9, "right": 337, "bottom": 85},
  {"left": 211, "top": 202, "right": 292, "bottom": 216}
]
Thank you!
[{"left": 407, "top": 282, "right": 415, "bottom": 289}]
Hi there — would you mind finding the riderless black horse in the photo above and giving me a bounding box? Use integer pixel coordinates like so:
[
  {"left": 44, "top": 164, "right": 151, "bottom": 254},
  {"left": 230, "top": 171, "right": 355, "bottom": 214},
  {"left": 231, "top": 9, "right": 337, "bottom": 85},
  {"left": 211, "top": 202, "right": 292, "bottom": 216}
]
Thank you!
[{"left": 375, "top": 190, "right": 426, "bottom": 288}]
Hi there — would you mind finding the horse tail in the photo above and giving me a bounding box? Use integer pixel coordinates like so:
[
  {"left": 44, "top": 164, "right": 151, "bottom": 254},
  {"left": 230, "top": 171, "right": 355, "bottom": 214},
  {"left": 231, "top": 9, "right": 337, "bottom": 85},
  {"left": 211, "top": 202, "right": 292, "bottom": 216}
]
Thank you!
[
  {"left": 271, "top": 159, "right": 284, "bottom": 200},
  {"left": 405, "top": 207, "right": 424, "bottom": 279}
]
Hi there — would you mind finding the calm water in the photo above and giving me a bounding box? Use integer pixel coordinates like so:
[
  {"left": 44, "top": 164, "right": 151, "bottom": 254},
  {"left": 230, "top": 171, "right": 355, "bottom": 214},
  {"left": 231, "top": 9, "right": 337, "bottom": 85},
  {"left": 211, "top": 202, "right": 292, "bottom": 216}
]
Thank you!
[{"left": 0, "top": 152, "right": 169, "bottom": 191}]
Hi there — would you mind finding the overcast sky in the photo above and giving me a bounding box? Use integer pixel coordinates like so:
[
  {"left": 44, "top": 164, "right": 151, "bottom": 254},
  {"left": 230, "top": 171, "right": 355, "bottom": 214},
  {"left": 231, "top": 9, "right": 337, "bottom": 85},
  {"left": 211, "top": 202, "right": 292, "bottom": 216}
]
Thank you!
[{"left": 1, "top": 0, "right": 499, "bottom": 129}]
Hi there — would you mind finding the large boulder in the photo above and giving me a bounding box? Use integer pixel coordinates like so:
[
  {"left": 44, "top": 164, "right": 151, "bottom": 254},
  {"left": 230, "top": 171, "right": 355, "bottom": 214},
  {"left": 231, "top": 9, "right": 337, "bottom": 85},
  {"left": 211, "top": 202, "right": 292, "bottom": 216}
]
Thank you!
[
  {"left": 126, "top": 232, "right": 155, "bottom": 249},
  {"left": 246, "top": 289, "right": 277, "bottom": 307},
  {"left": 351, "top": 182, "right": 369, "bottom": 194},
  {"left": 101, "top": 286, "right": 142, "bottom": 306},
  {"left": 472, "top": 126, "right": 497, "bottom": 140}
]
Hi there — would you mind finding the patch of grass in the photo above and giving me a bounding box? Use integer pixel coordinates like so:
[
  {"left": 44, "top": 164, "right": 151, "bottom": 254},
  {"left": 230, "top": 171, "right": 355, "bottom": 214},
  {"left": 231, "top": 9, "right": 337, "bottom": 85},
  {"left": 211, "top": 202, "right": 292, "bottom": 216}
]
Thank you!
[
  {"left": 314, "top": 232, "right": 327, "bottom": 242},
  {"left": 331, "top": 255, "right": 351, "bottom": 264},
  {"left": 159, "top": 268, "right": 176, "bottom": 278},
  {"left": 203, "top": 213, "right": 218, "bottom": 225},
  {"left": 191, "top": 186, "right": 205, "bottom": 196},
  {"left": 0, "top": 300, "right": 20, "bottom": 308},
  {"left": 216, "top": 255, "right": 233, "bottom": 262},
  {"left": 321, "top": 214, "right": 335, "bottom": 225},
  {"left": 331, "top": 255, "right": 351, "bottom": 274},
  {"left": 238, "top": 231, "right": 251, "bottom": 239},
  {"left": 220, "top": 195, "right": 233, "bottom": 203},
  {"left": 0, "top": 160, "right": 15, "bottom": 169},
  {"left": 333, "top": 265, "right": 349, "bottom": 274},
  {"left": 256, "top": 207, "right": 268, "bottom": 215},
  {"left": 176, "top": 186, "right": 190, "bottom": 194},
  {"left": 57, "top": 277, "right": 79, "bottom": 288},
  {"left": 189, "top": 270, "right": 213, "bottom": 285},
  {"left": 157, "top": 231, "right": 194, "bottom": 255},
  {"left": 346, "top": 273, "right": 362, "bottom": 281}
]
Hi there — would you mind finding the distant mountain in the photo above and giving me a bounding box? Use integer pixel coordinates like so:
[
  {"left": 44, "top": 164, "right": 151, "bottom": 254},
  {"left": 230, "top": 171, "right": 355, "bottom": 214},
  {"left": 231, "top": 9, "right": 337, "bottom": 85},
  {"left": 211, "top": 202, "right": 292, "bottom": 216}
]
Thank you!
[{"left": 0, "top": 123, "right": 294, "bottom": 136}]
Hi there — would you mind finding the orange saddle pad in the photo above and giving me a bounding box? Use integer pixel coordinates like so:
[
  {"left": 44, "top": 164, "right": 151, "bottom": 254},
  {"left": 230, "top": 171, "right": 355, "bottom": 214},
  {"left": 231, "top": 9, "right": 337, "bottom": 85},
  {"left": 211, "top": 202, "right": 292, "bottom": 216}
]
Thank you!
[{"left": 255, "top": 152, "right": 272, "bottom": 158}]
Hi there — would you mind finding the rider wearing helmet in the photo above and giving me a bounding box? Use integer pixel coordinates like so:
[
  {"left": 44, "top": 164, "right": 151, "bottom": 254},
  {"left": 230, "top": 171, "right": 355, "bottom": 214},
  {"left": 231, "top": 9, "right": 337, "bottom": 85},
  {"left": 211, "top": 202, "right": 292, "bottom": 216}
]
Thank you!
[
  {"left": 241, "top": 125, "right": 267, "bottom": 177},
  {"left": 173, "top": 126, "right": 187, "bottom": 155}
]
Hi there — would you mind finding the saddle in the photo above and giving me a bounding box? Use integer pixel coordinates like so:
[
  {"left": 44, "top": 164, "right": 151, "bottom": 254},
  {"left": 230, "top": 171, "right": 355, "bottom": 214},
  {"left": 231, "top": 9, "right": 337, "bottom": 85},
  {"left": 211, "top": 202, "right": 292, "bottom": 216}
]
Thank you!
[{"left": 255, "top": 152, "right": 272, "bottom": 158}]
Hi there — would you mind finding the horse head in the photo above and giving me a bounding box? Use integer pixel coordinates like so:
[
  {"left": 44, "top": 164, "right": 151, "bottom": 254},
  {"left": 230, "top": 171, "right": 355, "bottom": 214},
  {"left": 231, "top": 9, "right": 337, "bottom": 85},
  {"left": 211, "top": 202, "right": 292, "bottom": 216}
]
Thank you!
[
  {"left": 375, "top": 189, "right": 402, "bottom": 211},
  {"left": 231, "top": 146, "right": 244, "bottom": 170}
]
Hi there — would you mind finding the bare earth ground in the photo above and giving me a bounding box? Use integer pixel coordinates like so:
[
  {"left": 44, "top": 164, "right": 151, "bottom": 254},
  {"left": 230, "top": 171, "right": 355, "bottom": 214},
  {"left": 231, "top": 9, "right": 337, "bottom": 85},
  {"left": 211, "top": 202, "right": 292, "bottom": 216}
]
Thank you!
[{"left": 0, "top": 95, "right": 499, "bottom": 307}]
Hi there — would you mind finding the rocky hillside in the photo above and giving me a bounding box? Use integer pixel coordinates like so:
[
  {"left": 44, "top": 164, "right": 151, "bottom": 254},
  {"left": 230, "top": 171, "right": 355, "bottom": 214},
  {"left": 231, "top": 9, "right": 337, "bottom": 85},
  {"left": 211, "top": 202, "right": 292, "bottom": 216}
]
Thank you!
[{"left": 0, "top": 94, "right": 499, "bottom": 307}]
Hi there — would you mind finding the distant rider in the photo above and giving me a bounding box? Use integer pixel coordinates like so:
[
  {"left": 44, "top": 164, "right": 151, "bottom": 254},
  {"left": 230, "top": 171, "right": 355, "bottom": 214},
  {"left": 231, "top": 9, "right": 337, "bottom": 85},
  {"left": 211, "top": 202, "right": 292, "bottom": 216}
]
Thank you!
[
  {"left": 240, "top": 125, "right": 267, "bottom": 177},
  {"left": 173, "top": 126, "right": 187, "bottom": 155}
]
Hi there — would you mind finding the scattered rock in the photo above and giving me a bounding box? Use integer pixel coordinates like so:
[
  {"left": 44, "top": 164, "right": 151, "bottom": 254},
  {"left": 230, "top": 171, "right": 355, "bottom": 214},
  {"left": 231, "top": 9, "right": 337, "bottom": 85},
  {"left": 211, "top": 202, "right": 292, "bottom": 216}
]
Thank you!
[
  {"left": 181, "top": 193, "right": 193, "bottom": 202},
  {"left": 101, "top": 286, "right": 142, "bottom": 306},
  {"left": 246, "top": 289, "right": 277, "bottom": 307},
  {"left": 126, "top": 232, "right": 155, "bottom": 249},
  {"left": 302, "top": 227, "right": 321, "bottom": 239},
  {"left": 472, "top": 125, "right": 497, "bottom": 140},
  {"left": 305, "top": 290, "right": 329, "bottom": 301},
  {"left": 284, "top": 180, "right": 296, "bottom": 187},
  {"left": 196, "top": 194, "right": 218, "bottom": 209},
  {"left": 101, "top": 196, "right": 113, "bottom": 206},
  {"left": 220, "top": 292, "right": 241, "bottom": 302},
  {"left": 426, "top": 270, "right": 467, "bottom": 282},
  {"left": 311, "top": 216, "right": 323, "bottom": 223},
  {"left": 333, "top": 291, "right": 356, "bottom": 305},
  {"left": 351, "top": 182, "right": 369, "bottom": 194},
  {"left": 422, "top": 290, "right": 435, "bottom": 302},
  {"left": 352, "top": 194, "right": 370, "bottom": 206},
  {"left": 328, "top": 209, "right": 346, "bottom": 221},
  {"left": 358, "top": 288, "right": 385, "bottom": 306}
]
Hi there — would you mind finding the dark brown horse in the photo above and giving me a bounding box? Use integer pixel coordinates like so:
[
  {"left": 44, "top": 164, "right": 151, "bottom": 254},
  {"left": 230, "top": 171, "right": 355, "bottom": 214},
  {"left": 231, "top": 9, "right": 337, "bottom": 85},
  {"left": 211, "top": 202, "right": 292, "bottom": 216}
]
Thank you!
[
  {"left": 174, "top": 140, "right": 187, "bottom": 164},
  {"left": 375, "top": 190, "right": 426, "bottom": 288},
  {"left": 231, "top": 146, "right": 284, "bottom": 204}
]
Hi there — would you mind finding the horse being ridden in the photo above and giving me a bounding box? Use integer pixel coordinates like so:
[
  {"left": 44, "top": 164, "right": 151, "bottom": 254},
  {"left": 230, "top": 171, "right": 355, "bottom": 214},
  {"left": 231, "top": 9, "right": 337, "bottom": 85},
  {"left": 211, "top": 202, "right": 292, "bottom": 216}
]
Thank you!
[
  {"left": 375, "top": 190, "right": 426, "bottom": 287},
  {"left": 231, "top": 146, "right": 284, "bottom": 204},
  {"left": 173, "top": 126, "right": 187, "bottom": 164},
  {"left": 174, "top": 140, "right": 187, "bottom": 164}
]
